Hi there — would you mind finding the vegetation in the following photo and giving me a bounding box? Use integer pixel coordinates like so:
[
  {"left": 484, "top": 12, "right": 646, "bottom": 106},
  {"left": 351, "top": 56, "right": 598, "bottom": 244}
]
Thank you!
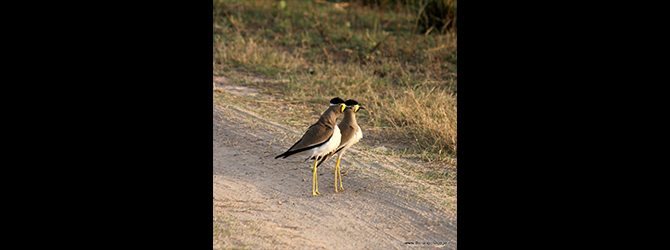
[
  {"left": 356, "top": 0, "right": 457, "bottom": 34},
  {"left": 213, "top": 0, "right": 457, "bottom": 164}
]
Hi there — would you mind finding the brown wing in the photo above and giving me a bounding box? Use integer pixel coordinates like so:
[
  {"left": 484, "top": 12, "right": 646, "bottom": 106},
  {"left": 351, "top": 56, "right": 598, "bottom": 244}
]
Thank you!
[
  {"left": 275, "top": 122, "right": 334, "bottom": 159},
  {"left": 315, "top": 123, "right": 357, "bottom": 167},
  {"left": 338, "top": 124, "right": 357, "bottom": 149}
]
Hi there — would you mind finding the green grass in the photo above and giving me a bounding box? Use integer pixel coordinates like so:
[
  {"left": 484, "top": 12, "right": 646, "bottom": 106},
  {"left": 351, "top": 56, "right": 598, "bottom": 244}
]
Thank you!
[{"left": 213, "top": 0, "right": 456, "bottom": 164}]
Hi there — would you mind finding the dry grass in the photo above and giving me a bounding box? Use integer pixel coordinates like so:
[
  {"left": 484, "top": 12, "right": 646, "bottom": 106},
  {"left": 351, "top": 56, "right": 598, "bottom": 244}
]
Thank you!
[{"left": 213, "top": 0, "right": 456, "bottom": 162}]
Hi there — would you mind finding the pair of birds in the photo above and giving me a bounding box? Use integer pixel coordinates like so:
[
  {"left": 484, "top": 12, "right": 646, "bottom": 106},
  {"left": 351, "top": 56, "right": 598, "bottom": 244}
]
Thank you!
[{"left": 275, "top": 97, "right": 364, "bottom": 196}]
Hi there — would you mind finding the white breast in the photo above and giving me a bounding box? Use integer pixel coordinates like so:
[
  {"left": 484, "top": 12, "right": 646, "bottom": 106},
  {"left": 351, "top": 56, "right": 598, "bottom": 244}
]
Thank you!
[
  {"left": 353, "top": 125, "right": 363, "bottom": 144},
  {"left": 311, "top": 125, "right": 341, "bottom": 158}
]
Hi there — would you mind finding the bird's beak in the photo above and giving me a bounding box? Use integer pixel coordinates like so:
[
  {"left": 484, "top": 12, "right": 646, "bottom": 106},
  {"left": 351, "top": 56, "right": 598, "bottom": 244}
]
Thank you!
[{"left": 340, "top": 104, "right": 346, "bottom": 113}]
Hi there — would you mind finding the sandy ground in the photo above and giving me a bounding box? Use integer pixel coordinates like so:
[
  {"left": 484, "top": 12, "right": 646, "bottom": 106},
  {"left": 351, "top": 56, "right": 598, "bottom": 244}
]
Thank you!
[{"left": 213, "top": 97, "right": 457, "bottom": 249}]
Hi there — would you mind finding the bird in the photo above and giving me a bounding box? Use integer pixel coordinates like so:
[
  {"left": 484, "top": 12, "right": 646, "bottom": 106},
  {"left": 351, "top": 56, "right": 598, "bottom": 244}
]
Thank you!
[
  {"left": 275, "top": 97, "right": 347, "bottom": 196},
  {"left": 317, "top": 99, "right": 364, "bottom": 192}
]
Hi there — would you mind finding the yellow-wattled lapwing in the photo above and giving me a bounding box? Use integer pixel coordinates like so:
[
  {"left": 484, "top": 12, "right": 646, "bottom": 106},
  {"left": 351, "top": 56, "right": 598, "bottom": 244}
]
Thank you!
[
  {"left": 275, "top": 97, "right": 346, "bottom": 196},
  {"left": 317, "top": 99, "right": 364, "bottom": 192}
]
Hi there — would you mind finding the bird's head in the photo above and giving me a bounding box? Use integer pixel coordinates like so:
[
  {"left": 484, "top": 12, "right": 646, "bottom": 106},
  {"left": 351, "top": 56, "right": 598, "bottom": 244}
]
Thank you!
[
  {"left": 345, "top": 99, "right": 365, "bottom": 113},
  {"left": 330, "top": 97, "right": 346, "bottom": 113}
]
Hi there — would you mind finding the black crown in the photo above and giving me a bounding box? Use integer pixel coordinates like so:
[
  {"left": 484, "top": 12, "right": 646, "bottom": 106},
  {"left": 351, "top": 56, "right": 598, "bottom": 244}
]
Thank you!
[
  {"left": 330, "top": 97, "right": 345, "bottom": 104},
  {"left": 345, "top": 99, "right": 359, "bottom": 106}
]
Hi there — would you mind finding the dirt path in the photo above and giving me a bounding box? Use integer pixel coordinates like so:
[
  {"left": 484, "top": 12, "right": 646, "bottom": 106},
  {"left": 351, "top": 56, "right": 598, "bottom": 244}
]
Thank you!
[{"left": 213, "top": 102, "right": 457, "bottom": 249}]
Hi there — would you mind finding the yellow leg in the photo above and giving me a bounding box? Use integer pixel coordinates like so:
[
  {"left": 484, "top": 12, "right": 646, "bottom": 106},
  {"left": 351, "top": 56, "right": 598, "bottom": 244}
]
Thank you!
[
  {"left": 336, "top": 157, "right": 344, "bottom": 191},
  {"left": 312, "top": 158, "right": 320, "bottom": 196},
  {"left": 335, "top": 162, "right": 337, "bottom": 193}
]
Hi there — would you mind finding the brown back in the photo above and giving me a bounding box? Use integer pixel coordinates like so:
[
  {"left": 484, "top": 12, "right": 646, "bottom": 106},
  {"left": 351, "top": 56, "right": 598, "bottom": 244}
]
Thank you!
[{"left": 275, "top": 104, "right": 343, "bottom": 158}]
